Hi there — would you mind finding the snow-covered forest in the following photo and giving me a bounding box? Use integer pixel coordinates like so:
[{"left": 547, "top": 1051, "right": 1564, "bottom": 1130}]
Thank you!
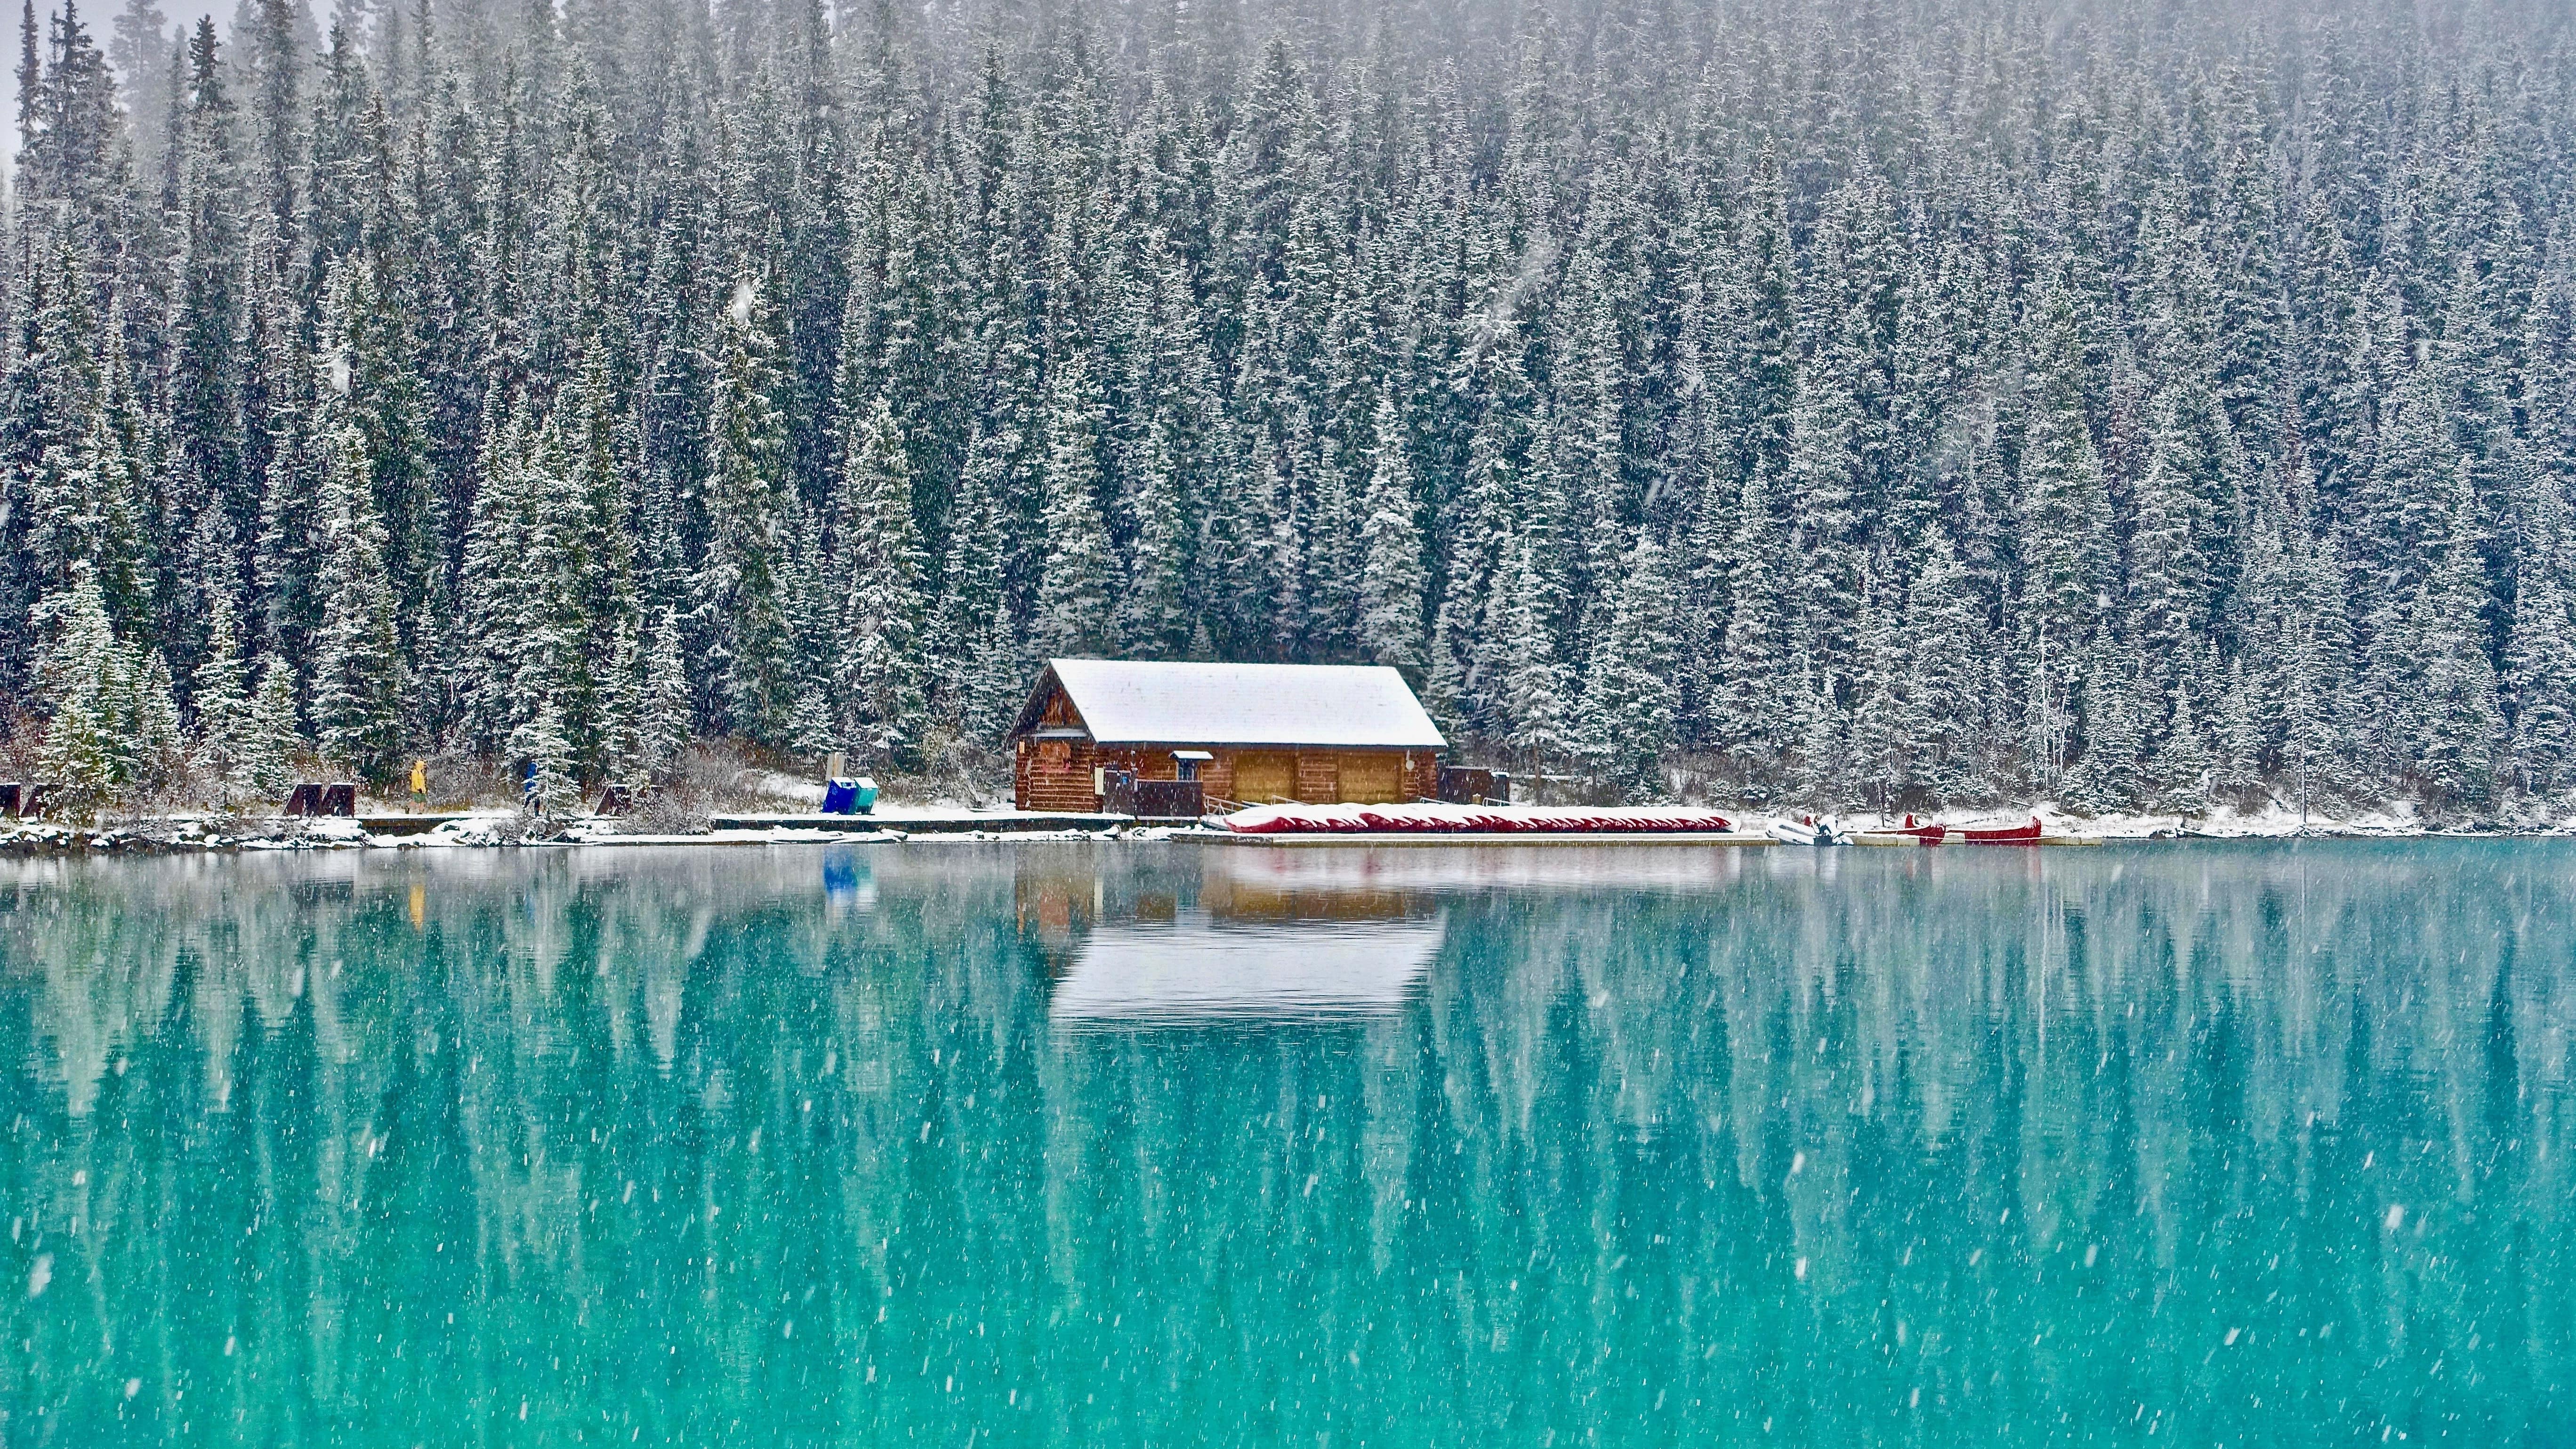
[{"left": 8, "top": 0, "right": 2576, "bottom": 815}]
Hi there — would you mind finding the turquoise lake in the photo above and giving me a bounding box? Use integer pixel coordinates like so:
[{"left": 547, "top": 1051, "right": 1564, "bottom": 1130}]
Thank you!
[{"left": 0, "top": 841, "right": 2570, "bottom": 1445}]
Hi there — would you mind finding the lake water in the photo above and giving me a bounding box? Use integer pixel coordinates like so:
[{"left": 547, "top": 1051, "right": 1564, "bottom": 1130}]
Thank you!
[{"left": 1, "top": 841, "right": 2570, "bottom": 1445}]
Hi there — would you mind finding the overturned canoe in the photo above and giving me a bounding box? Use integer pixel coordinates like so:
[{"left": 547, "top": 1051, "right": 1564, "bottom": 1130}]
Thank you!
[{"left": 1223, "top": 803, "right": 1737, "bottom": 835}]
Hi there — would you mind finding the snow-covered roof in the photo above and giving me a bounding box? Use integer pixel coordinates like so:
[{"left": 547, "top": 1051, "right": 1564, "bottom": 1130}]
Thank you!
[{"left": 1020, "top": 660, "right": 1448, "bottom": 749}]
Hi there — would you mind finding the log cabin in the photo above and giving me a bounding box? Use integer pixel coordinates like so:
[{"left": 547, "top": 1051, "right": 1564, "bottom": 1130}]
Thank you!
[{"left": 1009, "top": 660, "right": 1447, "bottom": 812}]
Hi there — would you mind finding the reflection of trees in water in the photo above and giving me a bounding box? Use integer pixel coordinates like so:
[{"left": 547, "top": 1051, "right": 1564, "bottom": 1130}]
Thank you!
[{"left": 0, "top": 844, "right": 2569, "bottom": 1442}]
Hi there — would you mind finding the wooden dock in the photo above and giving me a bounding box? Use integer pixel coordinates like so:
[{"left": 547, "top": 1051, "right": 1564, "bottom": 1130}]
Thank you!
[
  {"left": 709, "top": 811, "right": 1130, "bottom": 835},
  {"left": 1214, "top": 831, "right": 1776, "bottom": 848}
]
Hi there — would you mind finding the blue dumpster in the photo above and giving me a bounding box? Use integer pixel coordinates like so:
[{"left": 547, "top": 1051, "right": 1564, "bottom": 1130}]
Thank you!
[{"left": 821, "top": 778, "right": 879, "bottom": 815}]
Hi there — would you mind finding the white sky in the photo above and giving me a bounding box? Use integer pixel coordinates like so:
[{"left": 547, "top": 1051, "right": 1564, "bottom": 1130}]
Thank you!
[{"left": 4, "top": 0, "right": 229, "bottom": 171}]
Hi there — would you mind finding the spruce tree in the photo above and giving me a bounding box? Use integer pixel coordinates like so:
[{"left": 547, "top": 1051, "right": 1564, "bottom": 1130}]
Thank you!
[
  {"left": 830, "top": 395, "right": 929, "bottom": 764},
  {"left": 1899, "top": 531, "right": 1990, "bottom": 804},
  {"left": 1115, "top": 415, "right": 1191, "bottom": 659},
  {"left": 2506, "top": 454, "right": 2576, "bottom": 797},
  {"left": 1355, "top": 386, "right": 1427, "bottom": 673},
  {"left": 0, "top": 0, "right": 2563, "bottom": 820},
  {"left": 1715, "top": 464, "right": 1792, "bottom": 773},
  {"left": 187, "top": 590, "right": 254, "bottom": 796},
  {"left": 1030, "top": 350, "right": 1117, "bottom": 658},
  {"left": 512, "top": 696, "right": 580, "bottom": 818},
  {"left": 242, "top": 655, "right": 299, "bottom": 797},
  {"left": 307, "top": 419, "right": 408, "bottom": 785},
  {"left": 1499, "top": 532, "right": 1572, "bottom": 790},
  {"left": 702, "top": 275, "right": 800, "bottom": 743},
  {"left": 1844, "top": 563, "right": 1911, "bottom": 812},
  {"left": 638, "top": 608, "right": 694, "bottom": 780},
  {"left": 2018, "top": 280, "right": 2114, "bottom": 654},
  {"left": 2412, "top": 465, "right": 2503, "bottom": 808},
  {"left": 30, "top": 568, "right": 127, "bottom": 807},
  {"left": 1575, "top": 531, "right": 1679, "bottom": 799}
]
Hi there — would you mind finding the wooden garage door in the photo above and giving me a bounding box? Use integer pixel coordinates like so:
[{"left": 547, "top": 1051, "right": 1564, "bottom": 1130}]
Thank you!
[
  {"left": 1231, "top": 752, "right": 1297, "bottom": 803},
  {"left": 1336, "top": 753, "right": 1404, "bottom": 804}
]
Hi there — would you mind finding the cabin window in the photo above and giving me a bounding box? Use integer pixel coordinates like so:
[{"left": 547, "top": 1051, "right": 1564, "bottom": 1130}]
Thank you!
[{"left": 1037, "top": 740, "right": 1071, "bottom": 767}]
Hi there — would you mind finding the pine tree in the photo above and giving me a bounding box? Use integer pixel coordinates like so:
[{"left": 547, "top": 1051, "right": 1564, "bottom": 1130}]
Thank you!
[
  {"left": 242, "top": 656, "right": 299, "bottom": 798},
  {"left": 2062, "top": 630, "right": 2144, "bottom": 815},
  {"left": 1300, "top": 426, "right": 1362, "bottom": 658},
  {"left": 2506, "top": 454, "right": 2576, "bottom": 797},
  {"left": 187, "top": 590, "right": 254, "bottom": 796},
  {"left": 116, "top": 645, "right": 180, "bottom": 794},
  {"left": 1845, "top": 562, "right": 1910, "bottom": 811},
  {"left": 512, "top": 696, "right": 580, "bottom": 818},
  {"left": 1030, "top": 350, "right": 1116, "bottom": 658},
  {"left": 30, "top": 568, "right": 127, "bottom": 808},
  {"left": 1781, "top": 348, "right": 1863, "bottom": 685},
  {"left": 1789, "top": 646, "right": 1848, "bottom": 807},
  {"left": 307, "top": 419, "right": 408, "bottom": 785},
  {"left": 2128, "top": 376, "right": 2241, "bottom": 681},
  {"left": 1714, "top": 464, "right": 1792, "bottom": 772},
  {"left": 638, "top": 608, "right": 693, "bottom": 780},
  {"left": 1899, "top": 531, "right": 1986, "bottom": 803},
  {"left": 2413, "top": 464, "right": 2503, "bottom": 809},
  {"left": 2148, "top": 659, "right": 2214, "bottom": 815},
  {"left": 830, "top": 395, "right": 929, "bottom": 765},
  {"left": 1575, "top": 531, "right": 1679, "bottom": 799},
  {"left": 930, "top": 421, "right": 1024, "bottom": 742},
  {"left": 2213, "top": 652, "right": 2263, "bottom": 804},
  {"left": 1498, "top": 532, "right": 1572, "bottom": 788},
  {"left": 702, "top": 275, "right": 800, "bottom": 744},
  {"left": 1356, "top": 386, "right": 1427, "bottom": 673},
  {"left": 0, "top": 1, "right": 2563, "bottom": 822},
  {"left": 2018, "top": 279, "right": 2114, "bottom": 653},
  {"left": 1115, "top": 415, "right": 1191, "bottom": 659}
]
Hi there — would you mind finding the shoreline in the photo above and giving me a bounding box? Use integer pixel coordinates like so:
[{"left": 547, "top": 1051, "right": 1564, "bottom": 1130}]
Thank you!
[{"left": 1, "top": 806, "right": 2563, "bottom": 855}]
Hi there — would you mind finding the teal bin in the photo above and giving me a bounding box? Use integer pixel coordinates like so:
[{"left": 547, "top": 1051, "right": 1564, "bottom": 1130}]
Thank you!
[{"left": 822, "top": 778, "right": 879, "bottom": 815}]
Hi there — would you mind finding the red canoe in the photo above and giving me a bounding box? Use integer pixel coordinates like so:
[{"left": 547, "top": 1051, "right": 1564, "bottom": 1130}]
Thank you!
[{"left": 1957, "top": 817, "right": 2044, "bottom": 844}]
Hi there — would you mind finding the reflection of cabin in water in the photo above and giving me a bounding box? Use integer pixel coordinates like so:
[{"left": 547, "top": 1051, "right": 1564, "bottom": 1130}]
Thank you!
[
  {"left": 1008, "top": 659, "right": 1447, "bottom": 812},
  {"left": 1015, "top": 854, "right": 1447, "bottom": 1023},
  {"left": 1014, "top": 853, "right": 1436, "bottom": 957}
]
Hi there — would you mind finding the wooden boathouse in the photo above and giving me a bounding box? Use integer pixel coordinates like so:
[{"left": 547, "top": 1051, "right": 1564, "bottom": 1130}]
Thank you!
[{"left": 1009, "top": 660, "right": 1447, "bottom": 812}]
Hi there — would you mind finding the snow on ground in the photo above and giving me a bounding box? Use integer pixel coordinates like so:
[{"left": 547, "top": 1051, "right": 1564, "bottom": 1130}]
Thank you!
[
  {"left": 6, "top": 796, "right": 2574, "bottom": 855},
  {"left": 1815, "top": 797, "right": 2510, "bottom": 839}
]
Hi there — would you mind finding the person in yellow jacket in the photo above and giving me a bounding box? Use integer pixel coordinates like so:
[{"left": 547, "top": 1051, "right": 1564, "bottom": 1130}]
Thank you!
[{"left": 409, "top": 759, "right": 428, "bottom": 811}]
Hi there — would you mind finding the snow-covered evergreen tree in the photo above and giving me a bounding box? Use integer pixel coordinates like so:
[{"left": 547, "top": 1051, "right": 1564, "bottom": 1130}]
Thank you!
[
  {"left": 2412, "top": 466, "right": 2503, "bottom": 808},
  {"left": 639, "top": 609, "right": 694, "bottom": 781},
  {"left": 1575, "top": 533, "right": 1678, "bottom": 798},
  {"left": 830, "top": 395, "right": 929, "bottom": 765},
  {"left": 1031, "top": 350, "right": 1117, "bottom": 658},
  {"left": 1356, "top": 386, "right": 1428, "bottom": 673},
  {"left": 307, "top": 419, "right": 408, "bottom": 784},
  {"left": 188, "top": 592, "right": 256, "bottom": 797},
  {"left": 241, "top": 658, "right": 300, "bottom": 799},
  {"left": 1116, "top": 417, "right": 1191, "bottom": 660},
  {"left": 30, "top": 570, "right": 127, "bottom": 807},
  {"left": 702, "top": 275, "right": 800, "bottom": 745},
  {"left": 513, "top": 697, "right": 580, "bottom": 818}
]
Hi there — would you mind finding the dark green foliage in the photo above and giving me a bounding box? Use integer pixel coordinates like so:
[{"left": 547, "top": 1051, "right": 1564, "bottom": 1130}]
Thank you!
[{"left": 4, "top": 0, "right": 2573, "bottom": 813}]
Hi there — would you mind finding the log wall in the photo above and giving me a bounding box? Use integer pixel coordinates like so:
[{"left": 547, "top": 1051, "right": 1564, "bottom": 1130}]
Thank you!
[{"left": 1012, "top": 741, "right": 1440, "bottom": 811}]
